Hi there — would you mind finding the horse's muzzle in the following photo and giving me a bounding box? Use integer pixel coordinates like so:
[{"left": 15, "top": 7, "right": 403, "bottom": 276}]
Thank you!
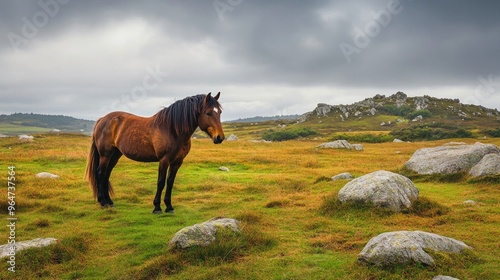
[{"left": 213, "top": 135, "right": 224, "bottom": 144}]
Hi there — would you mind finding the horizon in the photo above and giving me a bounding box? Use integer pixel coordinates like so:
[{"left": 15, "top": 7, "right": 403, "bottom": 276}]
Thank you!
[{"left": 2, "top": 92, "right": 499, "bottom": 123}]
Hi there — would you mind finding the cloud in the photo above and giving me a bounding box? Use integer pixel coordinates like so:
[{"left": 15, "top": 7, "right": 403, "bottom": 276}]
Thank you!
[{"left": 1, "top": 0, "right": 500, "bottom": 121}]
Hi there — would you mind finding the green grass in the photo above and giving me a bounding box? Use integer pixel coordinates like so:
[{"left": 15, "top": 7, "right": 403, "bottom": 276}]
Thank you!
[
  {"left": 0, "top": 134, "right": 499, "bottom": 279},
  {"left": 0, "top": 122, "right": 52, "bottom": 134}
]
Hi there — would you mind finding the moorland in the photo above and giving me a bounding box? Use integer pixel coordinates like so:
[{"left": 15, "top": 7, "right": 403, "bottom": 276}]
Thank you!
[{"left": 0, "top": 128, "right": 499, "bottom": 279}]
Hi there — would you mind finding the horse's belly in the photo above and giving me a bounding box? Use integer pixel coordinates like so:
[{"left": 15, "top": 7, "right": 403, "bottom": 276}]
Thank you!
[{"left": 121, "top": 146, "right": 158, "bottom": 162}]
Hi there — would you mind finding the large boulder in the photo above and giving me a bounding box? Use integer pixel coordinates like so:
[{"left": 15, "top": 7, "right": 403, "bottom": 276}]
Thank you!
[
  {"left": 405, "top": 142, "right": 500, "bottom": 175},
  {"left": 338, "top": 170, "right": 418, "bottom": 212},
  {"left": 168, "top": 217, "right": 240, "bottom": 250},
  {"left": 469, "top": 153, "right": 500, "bottom": 177},
  {"left": 358, "top": 231, "right": 472, "bottom": 267}
]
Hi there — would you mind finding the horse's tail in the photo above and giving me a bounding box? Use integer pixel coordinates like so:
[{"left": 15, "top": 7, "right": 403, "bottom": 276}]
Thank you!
[{"left": 85, "top": 139, "right": 100, "bottom": 200}]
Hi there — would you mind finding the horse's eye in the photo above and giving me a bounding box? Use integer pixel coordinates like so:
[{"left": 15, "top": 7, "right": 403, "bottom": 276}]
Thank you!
[{"left": 206, "top": 112, "right": 212, "bottom": 117}]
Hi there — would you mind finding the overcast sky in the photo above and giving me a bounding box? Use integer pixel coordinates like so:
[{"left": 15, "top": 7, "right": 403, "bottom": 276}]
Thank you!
[{"left": 1, "top": 0, "right": 499, "bottom": 121}]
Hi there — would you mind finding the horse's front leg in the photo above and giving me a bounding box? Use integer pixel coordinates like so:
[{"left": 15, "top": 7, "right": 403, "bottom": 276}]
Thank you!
[
  {"left": 153, "top": 159, "right": 168, "bottom": 214},
  {"left": 164, "top": 162, "right": 182, "bottom": 213}
]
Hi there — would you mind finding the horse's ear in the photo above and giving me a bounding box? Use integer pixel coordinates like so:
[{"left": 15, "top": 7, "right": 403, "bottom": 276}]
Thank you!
[
  {"left": 203, "top": 92, "right": 212, "bottom": 105},
  {"left": 214, "top": 92, "right": 220, "bottom": 100}
]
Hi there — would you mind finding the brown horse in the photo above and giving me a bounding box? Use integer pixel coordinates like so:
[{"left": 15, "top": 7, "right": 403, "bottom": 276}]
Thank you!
[{"left": 85, "top": 92, "right": 224, "bottom": 214}]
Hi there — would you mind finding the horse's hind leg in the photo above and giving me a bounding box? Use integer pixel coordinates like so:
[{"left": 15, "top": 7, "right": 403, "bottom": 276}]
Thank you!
[
  {"left": 103, "top": 149, "right": 122, "bottom": 207},
  {"left": 97, "top": 151, "right": 120, "bottom": 208},
  {"left": 164, "top": 161, "right": 182, "bottom": 213}
]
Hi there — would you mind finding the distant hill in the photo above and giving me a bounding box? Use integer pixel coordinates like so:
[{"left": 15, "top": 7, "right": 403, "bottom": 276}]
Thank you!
[
  {"left": 226, "top": 114, "right": 300, "bottom": 123},
  {"left": 224, "top": 92, "right": 500, "bottom": 141},
  {"left": 298, "top": 92, "right": 500, "bottom": 132},
  {"left": 0, "top": 113, "right": 95, "bottom": 135}
]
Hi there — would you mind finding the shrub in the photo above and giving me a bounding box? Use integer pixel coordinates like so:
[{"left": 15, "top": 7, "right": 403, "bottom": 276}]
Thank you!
[
  {"left": 262, "top": 127, "right": 319, "bottom": 141},
  {"left": 330, "top": 133, "right": 393, "bottom": 143},
  {"left": 380, "top": 105, "right": 432, "bottom": 120},
  {"left": 483, "top": 128, "right": 500, "bottom": 137},
  {"left": 381, "top": 105, "right": 413, "bottom": 117},
  {"left": 390, "top": 123, "right": 472, "bottom": 141},
  {"left": 407, "top": 109, "right": 432, "bottom": 120}
]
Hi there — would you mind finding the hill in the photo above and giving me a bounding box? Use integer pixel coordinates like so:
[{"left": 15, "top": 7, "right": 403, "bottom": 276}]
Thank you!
[
  {"left": 226, "top": 114, "right": 300, "bottom": 123},
  {"left": 225, "top": 92, "right": 500, "bottom": 141},
  {"left": 0, "top": 113, "right": 95, "bottom": 135},
  {"left": 299, "top": 92, "right": 500, "bottom": 129}
]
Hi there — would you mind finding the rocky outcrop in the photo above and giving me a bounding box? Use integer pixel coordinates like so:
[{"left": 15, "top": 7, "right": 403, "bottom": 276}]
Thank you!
[
  {"left": 358, "top": 231, "right": 472, "bottom": 266},
  {"left": 298, "top": 92, "right": 500, "bottom": 125},
  {"left": 168, "top": 217, "right": 240, "bottom": 250},
  {"left": 405, "top": 142, "right": 500, "bottom": 175},
  {"left": 338, "top": 170, "right": 419, "bottom": 212}
]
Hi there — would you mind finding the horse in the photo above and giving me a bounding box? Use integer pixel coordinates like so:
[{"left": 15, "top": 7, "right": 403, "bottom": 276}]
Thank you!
[{"left": 85, "top": 92, "right": 225, "bottom": 214}]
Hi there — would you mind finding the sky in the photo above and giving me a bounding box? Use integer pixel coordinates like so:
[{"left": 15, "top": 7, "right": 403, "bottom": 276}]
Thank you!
[{"left": 1, "top": 0, "right": 500, "bottom": 122}]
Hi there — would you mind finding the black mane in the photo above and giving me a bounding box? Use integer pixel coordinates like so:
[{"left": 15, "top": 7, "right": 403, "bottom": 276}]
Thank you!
[{"left": 153, "top": 94, "right": 221, "bottom": 136}]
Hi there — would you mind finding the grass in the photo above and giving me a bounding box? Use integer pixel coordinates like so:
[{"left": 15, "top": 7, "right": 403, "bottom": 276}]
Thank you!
[{"left": 0, "top": 133, "right": 499, "bottom": 279}]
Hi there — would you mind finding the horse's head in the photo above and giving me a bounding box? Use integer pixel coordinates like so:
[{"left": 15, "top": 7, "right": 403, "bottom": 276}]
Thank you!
[{"left": 198, "top": 92, "right": 225, "bottom": 144}]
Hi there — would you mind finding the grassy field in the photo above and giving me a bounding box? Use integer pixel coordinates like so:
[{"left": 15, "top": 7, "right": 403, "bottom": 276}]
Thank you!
[{"left": 0, "top": 132, "right": 499, "bottom": 279}]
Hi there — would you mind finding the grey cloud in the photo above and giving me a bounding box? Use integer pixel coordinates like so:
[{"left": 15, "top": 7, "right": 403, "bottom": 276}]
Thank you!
[{"left": 1, "top": 1, "right": 500, "bottom": 121}]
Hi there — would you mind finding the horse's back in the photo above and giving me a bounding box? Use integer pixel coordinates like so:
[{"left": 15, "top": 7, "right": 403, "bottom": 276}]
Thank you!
[{"left": 93, "top": 111, "right": 158, "bottom": 161}]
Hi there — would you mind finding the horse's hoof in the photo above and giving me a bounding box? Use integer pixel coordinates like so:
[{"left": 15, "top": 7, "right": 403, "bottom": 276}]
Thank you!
[
  {"left": 152, "top": 210, "right": 163, "bottom": 215},
  {"left": 165, "top": 209, "right": 175, "bottom": 214}
]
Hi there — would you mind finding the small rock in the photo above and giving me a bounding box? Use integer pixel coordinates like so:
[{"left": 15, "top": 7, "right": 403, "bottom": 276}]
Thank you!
[
  {"left": 0, "top": 238, "right": 57, "bottom": 259},
  {"left": 36, "top": 172, "right": 60, "bottom": 179},
  {"left": 331, "top": 172, "right": 353, "bottom": 181},
  {"left": 463, "top": 200, "right": 477, "bottom": 206},
  {"left": 446, "top": 142, "right": 466, "bottom": 145},
  {"left": 352, "top": 144, "right": 364, "bottom": 151},
  {"left": 433, "top": 276, "right": 460, "bottom": 280},
  {"left": 18, "top": 134, "right": 34, "bottom": 142},
  {"left": 226, "top": 134, "right": 238, "bottom": 141},
  {"left": 317, "top": 140, "right": 352, "bottom": 150},
  {"left": 393, "top": 139, "right": 404, "bottom": 143},
  {"left": 219, "top": 166, "right": 230, "bottom": 172}
]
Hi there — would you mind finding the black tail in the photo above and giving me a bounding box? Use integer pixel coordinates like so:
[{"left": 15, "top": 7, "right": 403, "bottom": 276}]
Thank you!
[{"left": 84, "top": 139, "right": 100, "bottom": 199}]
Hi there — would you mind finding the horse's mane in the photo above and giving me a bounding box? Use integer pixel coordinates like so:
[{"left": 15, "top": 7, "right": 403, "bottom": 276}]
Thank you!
[{"left": 154, "top": 94, "right": 221, "bottom": 136}]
